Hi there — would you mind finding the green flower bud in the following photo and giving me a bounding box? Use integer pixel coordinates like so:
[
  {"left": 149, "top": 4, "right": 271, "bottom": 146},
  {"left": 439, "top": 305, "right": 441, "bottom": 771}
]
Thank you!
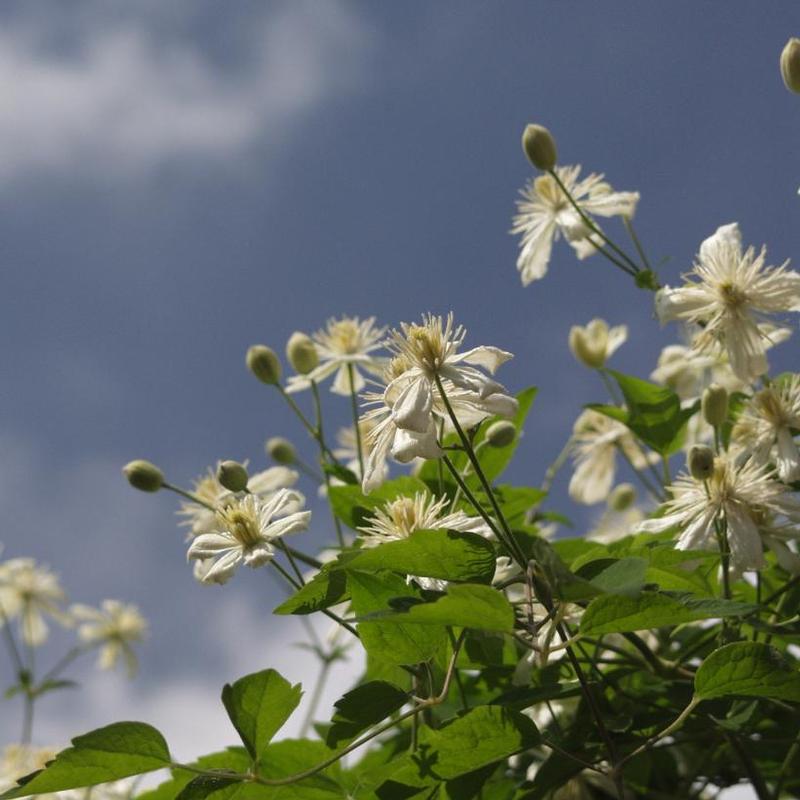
[
  {"left": 521, "top": 123, "right": 557, "bottom": 171},
  {"left": 485, "top": 420, "right": 516, "bottom": 448},
  {"left": 608, "top": 483, "right": 636, "bottom": 512},
  {"left": 266, "top": 437, "right": 296, "bottom": 465},
  {"left": 122, "top": 459, "right": 164, "bottom": 493},
  {"left": 286, "top": 332, "right": 319, "bottom": 375},
  {"left": 702, "top": 383, "right": 729, "bottom": 427},
  {"left": 688, "top": 445, "right": 715, "bottom": 482},
  {"left": 246, "top": 345, "right": 282, "bottom": 385},
  {"left": 217, "top": 460, "right": 249, "bottom": 493},
  {"left": 780, "top": 38, "right": 800, "bottom": 94}
]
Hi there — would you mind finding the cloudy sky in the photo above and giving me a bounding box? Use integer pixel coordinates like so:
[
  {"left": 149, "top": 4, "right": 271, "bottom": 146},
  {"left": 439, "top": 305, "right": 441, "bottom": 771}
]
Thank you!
[{"left": 1, "top": 2, "right": 799, "bottom": 789}]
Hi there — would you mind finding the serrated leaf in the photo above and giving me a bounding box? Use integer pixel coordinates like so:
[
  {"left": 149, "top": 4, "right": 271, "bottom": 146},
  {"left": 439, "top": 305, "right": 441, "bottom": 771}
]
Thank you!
[
  {"left": 273, "top": 559, "right": 350, "bottom": 615},
  {"left": 695, "top": 642, "right": 800, "bottom": 701},
  {"left": 346, "top": 529, "right": 497, "bottom": 584},
  {"left": 0, "top": 722, "right": 170, "bottom": 798},
  {"left": 366, "top": 583, "right": 516, "bottom": 633},
  {"left": 348, "top": 571, "right": 448, "bottom": 667},
  {"left": 221, "top": 670, "right": 303, "bottom": 763},
  {"left": 580, "top": 592, "right": 757, "bottom": 636},
  {"left": 416, "top": 705, "right": 539, "bottom": 779},
  {"left": 326, "top": 681, "right": 409, "bottom": 747}
]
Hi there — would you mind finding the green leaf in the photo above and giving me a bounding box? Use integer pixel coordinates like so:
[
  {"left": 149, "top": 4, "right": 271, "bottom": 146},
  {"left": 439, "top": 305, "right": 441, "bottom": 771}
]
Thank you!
[
  {"left": 140, "top": 749, "right": 251, "bottom": 800},
  {"left": 175, "top": 776, "right": 241, "bottom": 800},
  {"left": 592, "top": 370, "right": 699, "bottom": 455},
  {"left": 273, "top": 559, "right": 350, "bottom": 615},
  {"left": 367, "top": 583, "right": 516, "bottom": 633},
  {"left": 481, "top": 485, "right": 546, "bottom": 526},
  {"left": 322, "top": 462, "right": 359, "bottom": 486},
  {"left": 346, "top": 529, "right": 497, "bottom": 584},
  {"left": 0, "top": 722, "right": 170, "bottom": 798},
  {"left": 329, "top": 477, "right": 430, "bottom": 531},
  {"left": 416, "top": 706, "right": 539, "bottom": 779},
  {"left": 695, "top": 642, "right": 800, "bottom": 701},
  {"left": 516, "top": 534, "right": 599, "bottom": 602},
  {"left": 221, "top": 669, "right": 303, "bottom": 763},
  {"left": 348, "top": 571, "right": 448, "bottom": 666},
  {"left": 326, "top": 681, "right": 409, "bottom": 747},
  {"left": 584, "top": 557, "right": 648, "bottom": 596},
  {"left": 580, "top": 592, "right": 758, "bottom": 636}
]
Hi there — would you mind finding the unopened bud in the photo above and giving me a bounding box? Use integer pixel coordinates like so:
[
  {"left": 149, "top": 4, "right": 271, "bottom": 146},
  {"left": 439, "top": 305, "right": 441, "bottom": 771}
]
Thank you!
[
  {"left": 266, "top": 437, "right": 296, "bottom": 465},
  {"left": 780, "top": 38, "right": 800, "bottom": 94},
  {"left": 568, "top": 319, "right": 625, "bottom": 369},
  {"left": 286, "top": 332, "right": 318, "bottom": 375},
  {"left": 123, "top": 459, "right": 164, "bottom": 493},
  {"left": 688, "top": 445, "right": 715, "bottom": 481},
  {"left": 702, "top": 384, "right": 729, "bottom": 427},
  {"left": 485, "top": 420, "right": 516, "bottom": 448},
  {"left": 608, "top": 483, "right": 636, "bottom": 512},
  {"left": 246, "top": 345, "right": 281, "bottom": 385},
  {"left": 217, "top": 460, "right": 249, "bottom": 493},
  {"left": 521, "top": 124, "right": 557, "bottom": 171}
]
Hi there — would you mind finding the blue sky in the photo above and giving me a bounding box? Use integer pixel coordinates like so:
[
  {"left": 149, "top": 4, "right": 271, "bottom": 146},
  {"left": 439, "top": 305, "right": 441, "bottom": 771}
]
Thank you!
[{"left": 1, "top": 1, "right": 799, "bottom": 775}]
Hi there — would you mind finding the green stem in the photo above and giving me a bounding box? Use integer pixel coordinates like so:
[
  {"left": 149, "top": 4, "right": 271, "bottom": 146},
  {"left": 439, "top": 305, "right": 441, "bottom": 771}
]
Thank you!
[
  {"left": 622, "top": 215, "right": 653, "bottom": 271},
  {"left": 276, "top": 383, "right": 340, "bottom": 465},
  {"left": 774, "top": 729, "right": 800, "bottom": 799},
  {"left": 347, "top": 364, "right": 365, "bottom": 480},
  {"left": 310, "top": 380, "right": 345, "bottom": 548},
  {"left": 299, "top": 657, "right": 333, "bottom": 737}
]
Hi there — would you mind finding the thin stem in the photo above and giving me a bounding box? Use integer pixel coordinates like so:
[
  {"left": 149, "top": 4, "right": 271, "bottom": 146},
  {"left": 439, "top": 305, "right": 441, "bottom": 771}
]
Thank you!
[
  {"left": 0, "top": 602, "right": 25, "bottom": 674},
  {"left": 441, "top": 455, "right": 502, "bottom": 541},
  {"left": 277, "top": 541, "right": 306, "bottom": 586},
  {"left": 540, "top": 738, "right": 605, "bottom": 775},
  {"left": 21, "top": 694, "right": 34, "bottom": 745},
  {"left": 774, "top": 728, "right": 800, "bottom": 799},
  {"left": 541, "top": 437, "right": 573, "bottom": 494},
  {"left": 38, "top": 645, "right": 85, "bottom": 686},
  {"left": 722, "top": 732, "right": 771, "bottom": 800},
  {"left": 434, "top": 374, "right": 527, "bottom": 569},
  {"left": 163, "top": 483, "right": 213, "bottom": 509},
  {"left": 447, "top": 628, "right": 470, "bottom": 712},
  {"left": 615, "top": 443, "right": 664, "bottom": 502},
  {"left": 347, "top": 364, "right": 365, "bottom": 480},
  {"left": 616, "top": 696, "right": 700, "bottom": 771},
  {"left": 300, "top": 658, "right": 333, "bottom": 737},
  {"left": 548, "top": 169, "right": 641, "bottom": 276},
  {"left": 276, "top": 383, "right": 340, "bottom": 465},
  {"left": 622, "top": 216, "right": 653, "bottom": 271},
  {"left": 310, "top": 380, "right": 345, "bottom": 548}
]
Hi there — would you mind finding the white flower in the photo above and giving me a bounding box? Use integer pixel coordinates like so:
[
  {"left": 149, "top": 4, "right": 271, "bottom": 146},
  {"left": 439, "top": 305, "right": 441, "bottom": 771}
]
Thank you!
[
  {"left": 70, "top": 600, "right": 148, "bottom": 676},
  {"left": 0, "top": 559, "right": 70, "bottom": 646},
  {"left": 588, "top": 506, "right": 644, "bottom": 545},
  {"left": 511, "top": 165, "right": 640, "bottom": 285},
  {"left": 655, "top": 223, "right": 800, "bottom": 382},
  {"left": 733, "top": 375, "right": 800, "bottom": 482},
  {"left": 187, "top": 491, "right": 311, "bottom": 584},
  {"left": 636, "top": 453, "right": 800, "bottom": 573},
  {"left": 358, "top": 492, "right": 492, "bottom": 590},
  {"left": 0, "top": 744, "right": 58, "bottom": 796},
  {"left": 178, "top": 464, "right": 300, "bottom": 538},
  {"left": 285, "top": 316, "right": 387, "bottom": 395},
  {"left": 568, "top": 318, "right": 627, "bottom": 369},
  {"left": 333, "top": 419, "right": 387, "bottom": 484},
  {"left": 568, "top": 410, "right": 658, "bottom": 505}
]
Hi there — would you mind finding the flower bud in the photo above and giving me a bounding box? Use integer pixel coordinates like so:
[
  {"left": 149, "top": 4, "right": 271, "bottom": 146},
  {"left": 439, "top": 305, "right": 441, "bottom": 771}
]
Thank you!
[
  {"left": 608, "top": 483, "right": 636, "bottom": 512},
  {"left": 246, "top": 345, "right": 281, "bottom": 385},
  {"left": 217, "top": 460, "right": 249, "bottom": 493},
  {"left": 122, "top": 459, "right": 164, "bottom": 493},
  {"left": 266, "top": 437, "right": 296, "bottom": 465},
  {"left": 521, "top": 124, "right": 557, "bottom": 171},
  {"left": 702, "top": 383, "right": 729, "bottom": 427},
  {"left": 568, "top": 319, "right": 626, "bottom": 370},
  {"left": 780, "top": 38, "right": 800, "bottom": 94},
  {"left": 286, "top": 332, "right": 318, "bottom": 375},
  {"left": 485, "top": 420, "right": 516, "bottom": 448},
  {"left": 688, "top": 445, "right": 714, "bottom": 481}
]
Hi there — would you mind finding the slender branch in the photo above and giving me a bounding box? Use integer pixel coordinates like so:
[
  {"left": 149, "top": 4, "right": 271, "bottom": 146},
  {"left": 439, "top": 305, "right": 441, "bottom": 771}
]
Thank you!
[
  {"left": 623, "top": 216, "right": 653, "bottom": 271},
  {"left": 276, "top": 384, "right": 340, "bottom": 465}
]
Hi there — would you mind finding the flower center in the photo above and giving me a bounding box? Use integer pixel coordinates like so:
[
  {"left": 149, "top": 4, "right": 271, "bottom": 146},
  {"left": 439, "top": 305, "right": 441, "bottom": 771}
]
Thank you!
[
  {"left": 719, "top": 281, "right": 747, "bottom": 309},
  {"left": 328, "top": 320, "right": 361, "bottom": 354},
  {"left": 222, "top": 507, "right": 262, "bottom": 547},
  {"left": 534, "top": 174, "right": 567, "bottom": 210},
  {"left": 387, "top": 498, "right": 420, "bottom": 536},
  {"left": 406, "top": 325, "right": 446, "bottom": 372},
  {"left": 756, "top": 388, "right": 788, "bottom": 426}
]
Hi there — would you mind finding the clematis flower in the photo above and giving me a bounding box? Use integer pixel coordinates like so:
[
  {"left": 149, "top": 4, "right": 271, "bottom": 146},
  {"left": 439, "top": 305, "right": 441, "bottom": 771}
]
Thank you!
[
  {"left": 358, "top": 492, "right": 492, "bottom": 590},
  {"left": 568, "top": 318, "right": 627, "bottom": 369},
  {"left": 187, "top": 491, "right": 311, "bottom": 585},
  {"left": 568, "top": 409, "right": 658, "bottom": 505},
  {"left": 636, "top": 453, "right": 800, "bottom": 574},
  {"left": 511, "top": 165, "right": 639, "bottom": 285},
  {"left": 0, "top": 559, "right": 71, "bottom": 646},
  {"left": 285, "top": 316, "right": 387, "bottom": 396},
  {"left": 178, "top": 464, "right": 300, "bottom": 538},
  {"left": 70, "top": 600, "right": 148, "bottom": 676},
  {"left": 733, "top": 375, "right": 800, "bottom": 482},
  {"left": 655, "top": 223, "right": 800, "bottom": 383}
]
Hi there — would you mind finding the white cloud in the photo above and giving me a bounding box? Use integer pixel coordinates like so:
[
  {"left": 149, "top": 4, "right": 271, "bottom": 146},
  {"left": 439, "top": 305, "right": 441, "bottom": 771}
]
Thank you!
[{"left": 0, "top": 2, "right": 371, "bottom": 179}]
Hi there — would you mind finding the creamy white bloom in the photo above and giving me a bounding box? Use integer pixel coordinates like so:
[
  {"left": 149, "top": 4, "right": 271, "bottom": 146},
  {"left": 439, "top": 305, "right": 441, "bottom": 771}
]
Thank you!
[
  {"left": 568, "top": 409, "right": 658, "bottom": 505},
  {"left": 285, "top": 316, "right": 387, "bottom": 395},
  {"left": 333, "top": 419, "right": 387, "bottom": 484},
  {"left": 358, "top": 492, "right": 492, "bottom": 590},
  {"left": 656, "top": 223, "right": 800, "bottom": 383},
  {"left": 178, "top": 464, "right": 300, "bottom": 538},
  {"left": 187, "top": 491, "right": 311, "bottom": 584},
  {"left": 587, "top": 506, "right": 644, "bottom": 545},
  {"left": 511, "top": 165, "right": 640, "bottom": 285},
  {"left": 568, "top": 318, "right": 627, "bottom": 369},
  {"left": 0, "top": 559, "right": 70, "bottom": 646},
  {"left": 70, "top": 600, "right": 148, "bottom": 676},
  {"left": 0, "top": 744, "right": 58, "bottom": 797},
  {"left": 636, "top": 453, "right": 800, "bottom": 573},
  {"left": 733, "top": 375, "right": 800, "bottom": 482}
]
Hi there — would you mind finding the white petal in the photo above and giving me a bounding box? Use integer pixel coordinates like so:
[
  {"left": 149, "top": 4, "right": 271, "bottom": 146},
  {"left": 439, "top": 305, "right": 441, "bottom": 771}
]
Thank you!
[
  {"left": 516, "top": 219, "right": 557, "bottom": 285},
  {"left": 391, "top": 376, "right": 433, "bottom": 433},
  {"left": 580, "top": 190, "right": 640, "bottom": 219},
  {"left": 201, "top": 550, "right": 243, "bottom": 584},
  {"left": 243, "top": 542, "right": 275, "bottom": 568},
  {"left": 391, "top": 427, "right": 443, "bottom": 463},
  {"left": 725, "top": 502, "right": 765, "bottom": 572},
  {"left": 187, "top": 532, "right": 236, "bottom": 559},
  {"left": 605, "top": 325, "right": 628, "bottom": 358},
  {"left": 699, "top": 223, "right": 741, "bottom": 265},
  {"left": 454, "top": 346, "right": 514, "bottom": 374},
  {"left": 569, "top": 447, "right": 615, "bottom": 505},
  {"left": 776, "top": 427, "right": 800, "bottom": 483},
  {"left": 266, "top": 510, "right": 312, "bottom": 540}
]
